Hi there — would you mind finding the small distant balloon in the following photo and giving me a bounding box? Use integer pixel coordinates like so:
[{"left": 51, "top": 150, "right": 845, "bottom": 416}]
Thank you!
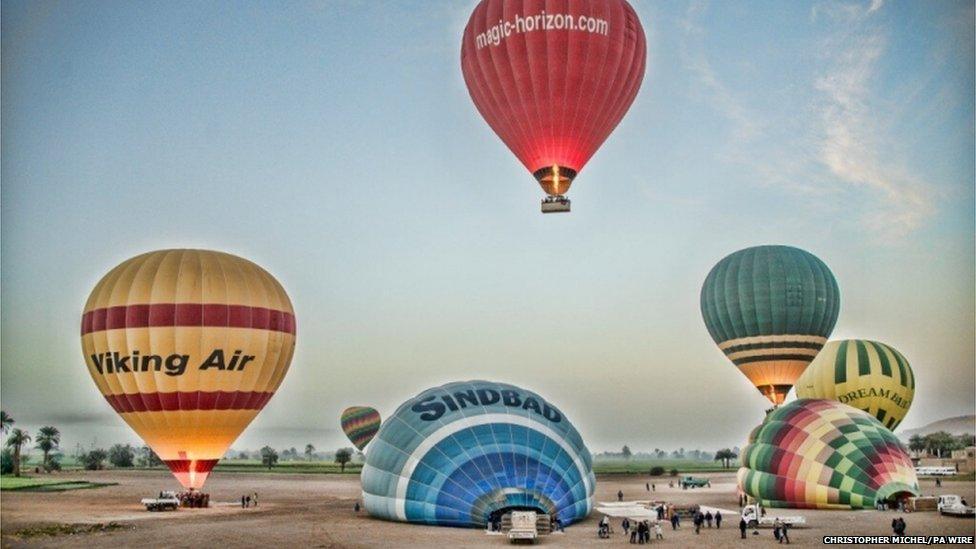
[{"left": 340, "top": 406, "right": 381, "bottom": 451}]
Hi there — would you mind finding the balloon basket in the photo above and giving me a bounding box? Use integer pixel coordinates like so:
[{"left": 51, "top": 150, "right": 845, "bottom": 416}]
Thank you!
[{"left": 541, "top": 196, "right": 570, "bottom": 214}]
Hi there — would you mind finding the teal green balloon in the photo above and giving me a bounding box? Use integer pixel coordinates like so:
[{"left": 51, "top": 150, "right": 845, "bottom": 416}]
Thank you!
[{"left": 700, "top": 245, "right": 840, "bottom": 405}]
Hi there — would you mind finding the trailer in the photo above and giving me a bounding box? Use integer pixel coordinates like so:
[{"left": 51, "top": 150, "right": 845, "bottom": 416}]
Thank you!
[{"left": 507, "top": 511, "right": 539, "bottom": 544}]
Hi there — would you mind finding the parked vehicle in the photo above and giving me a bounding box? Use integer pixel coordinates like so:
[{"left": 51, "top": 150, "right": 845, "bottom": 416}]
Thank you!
[
  {"left": 741, "top": 503, "right": 806, "bottom": 528},
  {"left": 915, "top": 466, "right": 958, "bottom": 477},
  {"left": 141, "top": 491, "right": 180, "bottom": 512},
  {"left": 938, "top": 495, "right": 975, "bottom": 517},
  {"left": 680, "top": 476, "right": 710, "bottom": 489}
]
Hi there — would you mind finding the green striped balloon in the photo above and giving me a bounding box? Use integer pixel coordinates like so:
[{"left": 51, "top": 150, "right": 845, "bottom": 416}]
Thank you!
[
  {"left": 700, "top": 245, "right": 840, "bottom": 405},
  {"left": 795, "top": 340, "right": 915, "bottom": 430}
]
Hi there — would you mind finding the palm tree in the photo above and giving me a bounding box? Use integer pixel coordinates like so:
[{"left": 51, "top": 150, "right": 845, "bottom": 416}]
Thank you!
[
  {"left": 714, "top": 448, "right": 738, "bottom": 469},
  {"left": 305, "top": 444, "right": 315, "bottom": 461},
  {"left": 35, "top": 426, "right": 61, "bottom": 471},
  {"left": 6, "top": 429, "right": 31, "bottom": 477},
  {"left": 1, "top": 411, "right": 13, "bottom": 435}
]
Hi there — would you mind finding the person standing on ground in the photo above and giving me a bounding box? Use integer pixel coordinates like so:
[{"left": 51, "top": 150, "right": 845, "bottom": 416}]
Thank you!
[
  {"left": 715, "top": 510, "right": 722, "bottom": 529},
  {"left": 655, "top": 522, "right": 663, "bottom": 540},
  {"left": 780, "top": 521, "right": 790, "bottom": 544},
  {"left": 618, "top": 490, "right": 624, "bottom": 502},
  {"left": 773, "top": 519, "right": 781, "bottom": 542},
  {"left": 622, "top": 517, "right": 631, "bottom": 536},
  {"left": 646, "top": 482, "right": 650, "bottom": 491},
  {"left": 245, "top": 495, "right": 251, "bottom": 508},
  {"left": 705, "top": 511, "right": 713, "bottom": 528},
  {"left": 241, "top": 495, "right": 246, "bottom": 509},
  {"left": 739, "top": 517, "right": 747, "bottom": 539},
  {"left": 652, "top": 483, "right": 656, "bottom": 492},
  {"left": 670, "top": 512, "right": 678, "bottom": 530}
]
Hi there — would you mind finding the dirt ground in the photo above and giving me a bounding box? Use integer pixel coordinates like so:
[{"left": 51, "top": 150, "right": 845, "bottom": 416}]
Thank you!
[{"left": 1, "top": 471, "right": 973, "bottom": 548}]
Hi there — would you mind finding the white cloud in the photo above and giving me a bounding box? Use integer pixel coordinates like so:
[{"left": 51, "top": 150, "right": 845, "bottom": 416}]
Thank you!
[
  {"left": 682, "top": 0, "right": 937, "bottom": 241},
  {"left": 813, "top": 9, "right": 936, "bottom": 239}
]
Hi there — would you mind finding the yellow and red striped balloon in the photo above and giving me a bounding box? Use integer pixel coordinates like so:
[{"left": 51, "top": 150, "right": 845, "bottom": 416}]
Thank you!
[{"left": 80, "top": 249, "right": 296, "bottom": 489}]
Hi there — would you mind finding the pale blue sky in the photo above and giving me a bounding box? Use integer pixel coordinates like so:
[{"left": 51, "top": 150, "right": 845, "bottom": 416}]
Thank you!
[{"left": 2, "top": 0, "right": 973, "bottom": 453}]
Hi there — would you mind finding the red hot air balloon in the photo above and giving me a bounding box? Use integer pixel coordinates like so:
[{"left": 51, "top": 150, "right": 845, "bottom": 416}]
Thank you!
[{"left": 461, "top": 0, "right": 646, "bottom": 213}]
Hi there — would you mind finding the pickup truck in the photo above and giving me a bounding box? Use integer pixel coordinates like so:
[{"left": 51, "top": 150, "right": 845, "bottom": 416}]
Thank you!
[
  {"left": 680, "top": 476, "right": 710, "bottom": 489},
  {"left": 938, "top": 495, "right": 975, "bottom": 517},
  {"left": 508, "top": 511, "right": 538, "bottom": 544},
  {"left": 141, "top": 491, "right": 180, "bottom": 512},
  {"left": 741, "top": 503, "right": 806, "bottom": 529}
]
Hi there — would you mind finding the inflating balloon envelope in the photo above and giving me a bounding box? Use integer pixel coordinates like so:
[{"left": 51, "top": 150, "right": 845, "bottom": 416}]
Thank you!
[
  {"left": 81, "top": 249, "right": 296, "bottom": 490},
  {"left": 360, "top": 380, "right": 594, "bottom": 527},
  {"left": 738, "top": 399, "right": 919, "bottom": 509}
]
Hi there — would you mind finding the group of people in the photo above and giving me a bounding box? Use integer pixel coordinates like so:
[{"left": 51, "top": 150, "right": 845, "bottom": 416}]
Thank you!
[
  {"left": 177, "top": 490, "right": 209, "bottom": 508},
  {"left": 876, "top": 498, "right": 911, "bottom": 512},
  {"left": 622, "top": 518, "right": 662, "bottom": 544},
  {"left": 240, "top": 492, "right": 259, "bottom": 509},
  {"left": 691, "top": 509, "right": 721, "bottom": 533}
]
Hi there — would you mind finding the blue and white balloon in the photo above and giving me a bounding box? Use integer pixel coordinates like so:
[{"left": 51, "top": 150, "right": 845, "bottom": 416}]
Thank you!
[{"left": 361, "top": 380, "right": 595, "bottom": 527}]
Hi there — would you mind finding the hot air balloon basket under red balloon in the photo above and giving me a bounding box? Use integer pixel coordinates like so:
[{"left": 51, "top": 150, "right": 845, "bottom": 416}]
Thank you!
[{"left": 541, "top": 195, "right": 571, "bottom": 214}]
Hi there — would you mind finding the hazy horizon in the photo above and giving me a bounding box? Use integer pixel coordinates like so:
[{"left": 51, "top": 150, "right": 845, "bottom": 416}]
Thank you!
[{"left": 2, "top": 1, "right": 974, "bottom": 458}]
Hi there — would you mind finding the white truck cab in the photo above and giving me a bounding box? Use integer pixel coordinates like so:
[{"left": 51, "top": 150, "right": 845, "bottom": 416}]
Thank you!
[{"left": 741, "top": 503, "right": 806, "bottom": 528}]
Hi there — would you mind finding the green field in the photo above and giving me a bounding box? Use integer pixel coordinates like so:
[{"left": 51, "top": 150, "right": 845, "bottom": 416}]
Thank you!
[
  {"left": 213, "top": 460, "right": 363, "bottom": 474},
  {"left": 592, "top": 459, "right": 735, "bottom": 475},
  {"left": 0, "top": 476, "right": 117, "bottom": 492}
]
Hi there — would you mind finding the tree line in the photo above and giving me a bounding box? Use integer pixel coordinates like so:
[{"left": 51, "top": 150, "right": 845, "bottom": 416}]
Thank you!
[
  {"left": 907, "top": 432, "right": 975, "bottom": 458},
  {"left": 597, "top": 445, "right": 742, "bottom": 464},
  {"left": 2, "top": 410, "right": 360, "bottom": 476}
]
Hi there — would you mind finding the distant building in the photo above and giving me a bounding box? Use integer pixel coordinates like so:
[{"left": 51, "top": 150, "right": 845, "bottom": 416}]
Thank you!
[
  {"left": 950, "top": 446, "right": 975, "bottom": 474},
  {"left": 914, "top": 447, "right": 975, "bottom": 474}
]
